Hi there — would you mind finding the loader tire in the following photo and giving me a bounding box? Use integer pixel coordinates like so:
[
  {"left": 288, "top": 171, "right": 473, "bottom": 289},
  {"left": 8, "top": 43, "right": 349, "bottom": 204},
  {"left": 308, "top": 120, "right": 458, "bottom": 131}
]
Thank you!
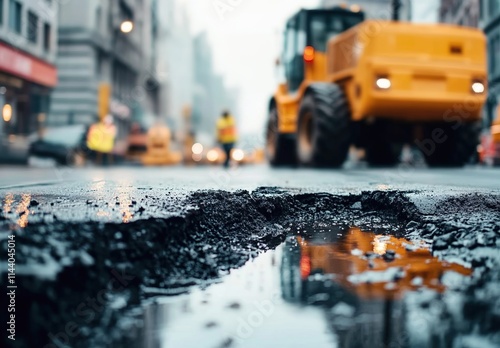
[
  {"left": 297, "top": 84, "right": 351, "bottom": 168},
  {"left": 421, "top": 121, "right": 481, "bottom": 167},
  {"left": 266, "top": 106, "right": 297, "bottom": 166}
]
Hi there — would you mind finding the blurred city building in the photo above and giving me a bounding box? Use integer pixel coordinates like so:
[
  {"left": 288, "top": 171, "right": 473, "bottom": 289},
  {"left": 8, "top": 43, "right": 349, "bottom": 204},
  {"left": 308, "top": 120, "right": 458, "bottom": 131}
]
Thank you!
[
  {"left": 192, "top": 32, "right": 238, "bottom": 142},
  {"left": 157, "top": 0, "right": 194, "bottom": 136},
  {"left": 439, "top": 1, "right": 495, "bottom": 127},
  {"left": 321, "top": 0, "right": 412, "bottom": 20},
  {"left": 192, "top": 32, "right": 214, "bottom": 139},
  {"left": 478, "top": 0, "right": 500, "bottom": 127},
  {"left": 440, "top": 0, "right": 479, "bottom": 27},
  {"left": 51, "top": 0, "right": 161, "bottom": 135},
  {"left": 0, "top": 0, "right": 58, "bottom": 162},
  {"left": 155, "top": 0, "right": 239, "bottom": 145}
]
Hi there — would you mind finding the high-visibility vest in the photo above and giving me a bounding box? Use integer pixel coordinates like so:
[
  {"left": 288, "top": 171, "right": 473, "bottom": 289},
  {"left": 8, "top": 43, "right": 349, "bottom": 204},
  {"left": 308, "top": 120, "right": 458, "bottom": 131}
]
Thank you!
[
  {"left": 87, "top": 123, "right": 117, "bottom": 153},
  {"left": 217, "top": 116, "right": 237, "bottom": 144}
]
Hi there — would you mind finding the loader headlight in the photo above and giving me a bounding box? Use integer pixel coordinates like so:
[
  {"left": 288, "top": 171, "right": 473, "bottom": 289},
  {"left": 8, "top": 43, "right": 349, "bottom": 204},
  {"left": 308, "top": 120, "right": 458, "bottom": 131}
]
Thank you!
[
  {"left": 375, "top": 77, "right": 391, "bottom": 90},
  {"left": 472, "top": 81, "right": 485, "bottom": 94}
]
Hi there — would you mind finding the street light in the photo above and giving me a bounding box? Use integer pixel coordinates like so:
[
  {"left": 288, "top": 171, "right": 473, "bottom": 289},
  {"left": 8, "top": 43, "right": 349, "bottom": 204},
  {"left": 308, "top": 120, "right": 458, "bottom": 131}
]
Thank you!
[
  {"left": 120, "top": 20, "right": 134, "bottom": 34},
  {"left": 2, "top": 104, "right": 12, "bottom": 122}
]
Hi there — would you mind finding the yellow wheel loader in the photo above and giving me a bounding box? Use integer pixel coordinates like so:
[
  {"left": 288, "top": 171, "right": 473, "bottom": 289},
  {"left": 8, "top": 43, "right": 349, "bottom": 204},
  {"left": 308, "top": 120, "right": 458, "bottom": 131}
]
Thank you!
[
  {"left": 490, "top": 110, "right": 500, "bottom": 165},
  {"left": 266, "top": 7, "right": 487, "bottom": 167}
]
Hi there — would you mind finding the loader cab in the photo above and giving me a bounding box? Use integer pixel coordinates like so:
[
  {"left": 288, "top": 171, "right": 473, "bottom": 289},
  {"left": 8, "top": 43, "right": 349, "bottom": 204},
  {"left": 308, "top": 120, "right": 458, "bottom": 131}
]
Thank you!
[{"left": 283, "top": 8, "right": 365, "bottom": 92}]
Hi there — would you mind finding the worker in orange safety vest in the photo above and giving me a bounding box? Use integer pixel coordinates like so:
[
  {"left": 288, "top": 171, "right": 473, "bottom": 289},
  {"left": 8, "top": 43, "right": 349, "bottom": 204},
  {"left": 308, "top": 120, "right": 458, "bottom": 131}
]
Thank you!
[{"left": 216, "top": 110, "right": 238, "bottom": 168}]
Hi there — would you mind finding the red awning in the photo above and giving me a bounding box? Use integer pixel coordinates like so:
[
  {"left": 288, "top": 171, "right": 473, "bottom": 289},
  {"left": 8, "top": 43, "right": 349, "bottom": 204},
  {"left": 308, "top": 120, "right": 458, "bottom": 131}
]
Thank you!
[{"left": 0, "top": 42, "right": 57, "bottom": 88}]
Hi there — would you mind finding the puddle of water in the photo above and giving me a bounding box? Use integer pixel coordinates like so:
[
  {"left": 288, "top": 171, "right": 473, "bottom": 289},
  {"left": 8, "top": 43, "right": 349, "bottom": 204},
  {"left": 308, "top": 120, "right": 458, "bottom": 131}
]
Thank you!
[
  {"left": 138, "top": 226, "right": 473, "bottom": 348},
  {"left": 292, "top": 226, "right": 471, "bottom": 302},
  {"left": 140, "top": 248, "right": 332, "bottom": 348}
]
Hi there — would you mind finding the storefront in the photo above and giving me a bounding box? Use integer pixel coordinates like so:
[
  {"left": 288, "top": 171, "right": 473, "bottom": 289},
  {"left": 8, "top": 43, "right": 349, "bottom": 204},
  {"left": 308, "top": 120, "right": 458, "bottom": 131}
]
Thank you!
[{"left": 0, "top": 42, "right": 57, "bottom": 138}]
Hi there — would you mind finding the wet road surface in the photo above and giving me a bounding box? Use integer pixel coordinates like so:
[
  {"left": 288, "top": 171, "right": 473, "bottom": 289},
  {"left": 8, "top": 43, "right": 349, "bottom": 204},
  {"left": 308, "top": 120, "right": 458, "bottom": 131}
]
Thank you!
[
  {"left": 0, "top": 166, "right": 498, "bottom": 226},
  {"left": 0, "top": 166, "right": 499, "bottom": 348},
  {"left": 1, "top": 165, "right": 499, "bottom": 193}
]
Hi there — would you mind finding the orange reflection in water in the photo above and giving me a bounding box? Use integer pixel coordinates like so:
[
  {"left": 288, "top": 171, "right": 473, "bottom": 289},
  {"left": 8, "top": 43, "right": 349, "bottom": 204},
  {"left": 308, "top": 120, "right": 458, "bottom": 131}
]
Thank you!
[
  {"left": 15, "top": 194, "right": 31, "bottom": 228},
  {"left": 3, "top": 193, "right": 14, "bottom": 215},
  {"left": 116, "top": 184, "right": 134, "bottom": 224},
  {"left": 117, "top": 193, "right": 133, "bottom": 223},
  {"left": 372, "top": 235, "right": 388, "bottom": 255},
  {"left": 297, "top": 227, "right": 471, "bottom": 300}
]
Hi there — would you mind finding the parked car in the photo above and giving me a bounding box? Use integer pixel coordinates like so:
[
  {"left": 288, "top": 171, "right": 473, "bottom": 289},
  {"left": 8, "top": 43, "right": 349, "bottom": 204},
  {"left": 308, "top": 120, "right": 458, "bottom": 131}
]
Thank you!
[{"left": 28, "top": 125, "right": 87, "bottom": 166}]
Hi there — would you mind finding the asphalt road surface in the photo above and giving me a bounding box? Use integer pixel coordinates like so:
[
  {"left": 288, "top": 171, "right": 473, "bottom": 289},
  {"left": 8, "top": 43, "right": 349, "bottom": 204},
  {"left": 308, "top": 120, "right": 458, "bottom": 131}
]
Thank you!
[
  {"left": 1, "top": 165, "right": 499, "bottom": 348},
  {"left": 0, "top": 165, "right": 498, "bottom": 224},
  {"left": 1, "top": 164, "right": 499, "bottom": 191}
]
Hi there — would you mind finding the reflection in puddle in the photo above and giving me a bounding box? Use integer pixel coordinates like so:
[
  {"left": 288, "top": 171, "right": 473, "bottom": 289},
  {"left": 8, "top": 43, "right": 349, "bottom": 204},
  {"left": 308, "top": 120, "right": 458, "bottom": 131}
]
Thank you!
[
  {"left": 2, "top": 193, "right": 32, "bottom": 228},
  {"left": 288, "top": 227, "right": 470, "bottom": 302},
  {"left": 282, "top": 226, "right": 472, "bottom": 348},
  {"left": 3, "top": 193, "right": 14, "bottom": 215},
  {"left": 118, "top": 192, "right": 133, "bottom": 223},
  {"left": 16, "top": 194, "right": 32, "bottom": 228},
  {"left": 138, "top": 226, "right": 476, "bottom": 348}
]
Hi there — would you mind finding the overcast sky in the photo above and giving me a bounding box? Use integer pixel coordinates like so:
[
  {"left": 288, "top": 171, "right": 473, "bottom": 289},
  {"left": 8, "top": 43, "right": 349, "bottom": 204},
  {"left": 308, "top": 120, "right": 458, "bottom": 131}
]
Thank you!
[{"left": 179, "top": 0, "right": 439, "bottom": 136}]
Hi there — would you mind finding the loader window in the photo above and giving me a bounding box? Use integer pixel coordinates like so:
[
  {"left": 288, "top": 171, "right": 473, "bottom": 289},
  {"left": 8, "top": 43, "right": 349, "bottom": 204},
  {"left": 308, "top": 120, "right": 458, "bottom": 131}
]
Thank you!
[
  {"left": 308, "top": 12, "right": 364, "bottom": 52},
  {"left": 283, "top": 14, "right": 306, "bottom": 92},
  {"left": 284, "top": 26, "right": 296, "bottom": 68},
  {"left": 281, "top": 10, "right": 363, "bottom": 92}
]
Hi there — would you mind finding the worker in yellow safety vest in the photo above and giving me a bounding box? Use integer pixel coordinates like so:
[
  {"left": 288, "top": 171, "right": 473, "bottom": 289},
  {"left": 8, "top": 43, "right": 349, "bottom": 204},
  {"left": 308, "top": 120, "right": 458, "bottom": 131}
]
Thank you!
[
  {"left": 216, "top": 110, "right": 238, "bottom": 168},
  {"left": 86, "top": 115, "right": 117, "bottom": 165}
]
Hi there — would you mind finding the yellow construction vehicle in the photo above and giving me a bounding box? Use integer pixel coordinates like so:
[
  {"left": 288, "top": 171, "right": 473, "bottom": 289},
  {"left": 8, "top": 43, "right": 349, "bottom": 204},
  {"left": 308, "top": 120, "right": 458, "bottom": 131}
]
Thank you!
[
  {"left": 493, "top": 110, "right": 500, "bottom": 144},
  {"left": 142, "top": 124, "right": 182, "bottom": 166},
  {"left": 490, "top": 110, "right": 500, "bottom": 165},
  {"left": 266, "top": 7, "right": 487, "bottom": 167}
]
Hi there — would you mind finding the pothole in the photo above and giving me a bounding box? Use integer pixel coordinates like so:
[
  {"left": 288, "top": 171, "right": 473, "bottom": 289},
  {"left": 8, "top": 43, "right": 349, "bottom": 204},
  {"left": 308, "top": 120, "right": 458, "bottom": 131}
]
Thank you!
[
  {"left": 1, "top": 189, "right": 499, "bottom": 348},
  {"left": 135, "top": 225, "right": 478, "bottom": 348}
]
